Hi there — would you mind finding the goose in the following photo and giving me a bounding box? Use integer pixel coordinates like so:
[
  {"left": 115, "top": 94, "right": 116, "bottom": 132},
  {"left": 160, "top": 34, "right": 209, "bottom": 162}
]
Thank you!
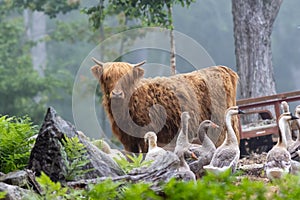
[
  {"left": 175, "top": 111, "right": 201, "bottom": 154},
  {"left": 174, "top": 145, "right": 196, "bottom": 181},
  {"left": 287, "top": 105, "right": 300, "bottom": 160},
  {"left": 144, "top": 131, "right": 166, "bottom": 162},
  {"left": 280, "top": 101, "right": 294, "bottom": 142},
  {"left": 281, "top": 101, "right": 290, "bottom": 113},
  {"left": 265, "top": 112, "right": 298, "bottom": 180},
  {"left": 203, "top": 106, "right": 244, "bottom": 175},
  {"left": 293, "top": 105, "right": 300, "bottom": 137},
  {"left": 92, "top": 138, "right": 126, "bottom": 160},
  {"left": 189, "top": 120, "right": 218, "bottom": 177},
  {"left": 191, "top": 120, "right": 219, "bottom": 146},
  {"left": 175, "top": 111, "right": 192, "bottom": 150}
]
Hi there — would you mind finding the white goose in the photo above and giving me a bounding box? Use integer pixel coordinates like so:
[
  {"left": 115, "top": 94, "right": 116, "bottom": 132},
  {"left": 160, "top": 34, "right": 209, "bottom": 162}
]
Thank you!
[
  {"left": 287, "top": 105, "right": 300, "bottom": 161},
  {"left": 203, "top": 106, "right": 244, "bottom": 175},
  {"left": 265, "top": 112, "right": 298, "bottom": 180},
  {"left": 293, "top": 105, "right": 300, "bottom": 138},
  {"left": 280, "top": 101, "right": 294, "bottom": 143},
  {"left": 144, "top": 131, "right": 166, "bottom": 162}
]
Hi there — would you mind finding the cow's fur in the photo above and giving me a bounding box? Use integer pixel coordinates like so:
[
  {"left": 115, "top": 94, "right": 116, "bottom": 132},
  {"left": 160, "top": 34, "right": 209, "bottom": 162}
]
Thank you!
[{"left": 91, "top": 60, "right": 239, "bottom": 153}]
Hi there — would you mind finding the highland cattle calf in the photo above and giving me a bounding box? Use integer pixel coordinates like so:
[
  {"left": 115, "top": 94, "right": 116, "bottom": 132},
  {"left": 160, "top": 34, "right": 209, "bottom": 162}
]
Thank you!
[{"left": 91, "top": 58, "right": 239, "bottom": 153}]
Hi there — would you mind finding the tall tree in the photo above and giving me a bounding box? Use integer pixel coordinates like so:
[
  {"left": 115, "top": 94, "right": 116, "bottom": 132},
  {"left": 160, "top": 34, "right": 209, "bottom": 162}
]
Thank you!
[
  {"left": 232, "top": 0, "right": 282, "bottom": 99},
  {"left": 84, "top": 0, "right": 194, "bottom": 75}
]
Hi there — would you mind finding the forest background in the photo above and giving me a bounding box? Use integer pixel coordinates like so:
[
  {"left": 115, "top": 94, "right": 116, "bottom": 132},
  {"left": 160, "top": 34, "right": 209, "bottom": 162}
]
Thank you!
[{"left": 1, "top": 0, "right": 299, "bottom": 140}]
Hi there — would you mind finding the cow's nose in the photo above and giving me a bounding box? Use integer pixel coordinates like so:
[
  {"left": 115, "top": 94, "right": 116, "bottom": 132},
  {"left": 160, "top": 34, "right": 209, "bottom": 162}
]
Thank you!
[{"left": 111, "top": 90, "right": 124, "bottom": 99}]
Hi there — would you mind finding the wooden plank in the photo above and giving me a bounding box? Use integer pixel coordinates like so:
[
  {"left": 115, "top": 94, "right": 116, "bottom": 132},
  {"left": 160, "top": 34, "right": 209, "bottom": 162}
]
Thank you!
[
  {"left": 237, "top": 90, "right": 300, "bottom": 106},
  {"left": 237, "top": 90, "right": 300, "bottom": 140},
  {"left": 240, "top": 126, "right": 278, "bottom": 139}
]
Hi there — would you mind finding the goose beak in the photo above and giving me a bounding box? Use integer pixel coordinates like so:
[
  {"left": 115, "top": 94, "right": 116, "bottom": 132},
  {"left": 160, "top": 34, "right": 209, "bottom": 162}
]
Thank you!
[
  {"left": 238, "top": 109, "right": 245, "bottom": 114},
  {"left": 290, "top": 113, "right": 299, "bottom": 120},
  {"left": 191, "top": 152, "right": 198, "bottom": 160},
  {"left": 211, "top": 122, "right": 219, "bottom": 129}
]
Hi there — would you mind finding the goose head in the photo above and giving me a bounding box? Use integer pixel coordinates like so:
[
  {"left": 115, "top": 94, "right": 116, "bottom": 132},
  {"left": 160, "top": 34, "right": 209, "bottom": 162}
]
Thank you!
[
  {"left": 281, "top": 101, "right": 290, "bottom": 113},
  {"left": 225, "top": 106, "right": 245, "bottom": 117},
  {"left": 181, "top": 111, "right": 191, "bottom": 125},
  {"left": 279, "top": 112, "right": 298, "bottom": 125},
  {"left": 295, "top": 105, "right": 300, "bottom": 118},
  {"left": 277, "top": 112, "right": 299, "bottom": 146},
  {"left": 194, "top": 120, "right": 219, "bottom": 143},
  {"left": 144, "top": 131, "right": 157, "bottom": 150}
]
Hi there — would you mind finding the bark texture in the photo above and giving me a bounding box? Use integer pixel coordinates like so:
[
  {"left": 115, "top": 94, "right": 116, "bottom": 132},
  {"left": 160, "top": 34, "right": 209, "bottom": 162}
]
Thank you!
[
  {"left": 232, "top": 0, "right": 282, "bottom": 99},
  {"left": 27, "top": 107, "right": 124, "bottom": 183}
]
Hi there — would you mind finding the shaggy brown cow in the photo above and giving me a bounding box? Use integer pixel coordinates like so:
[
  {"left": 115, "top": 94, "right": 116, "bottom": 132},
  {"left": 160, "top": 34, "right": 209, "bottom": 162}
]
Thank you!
[{"left": 91, "top": 58, "right": 239, "bottom": 153}]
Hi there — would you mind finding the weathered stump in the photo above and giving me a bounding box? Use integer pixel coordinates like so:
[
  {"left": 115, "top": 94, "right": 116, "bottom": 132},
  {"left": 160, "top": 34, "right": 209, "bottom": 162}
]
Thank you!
[{"left": 28, "top": 107, "right": 124, "bottom": 183}]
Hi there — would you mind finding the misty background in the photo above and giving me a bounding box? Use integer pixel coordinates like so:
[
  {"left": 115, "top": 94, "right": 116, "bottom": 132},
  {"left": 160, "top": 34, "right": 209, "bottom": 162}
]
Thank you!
[{"left": 1, "top": 0, "right": 299, "bottom": 140}]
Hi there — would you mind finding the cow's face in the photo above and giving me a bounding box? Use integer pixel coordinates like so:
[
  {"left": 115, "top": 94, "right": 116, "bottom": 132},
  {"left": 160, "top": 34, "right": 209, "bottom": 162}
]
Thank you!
[
  {"left": 91, "top": 59, "right": 145, "bottom": 100},
  {"left": 111, "top": 66, "right": 145, "bottom": 100}
]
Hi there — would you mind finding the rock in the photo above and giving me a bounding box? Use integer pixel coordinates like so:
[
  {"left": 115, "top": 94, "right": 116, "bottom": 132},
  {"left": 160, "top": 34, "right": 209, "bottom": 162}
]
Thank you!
[
  {"left": 0, "top": 171, "right": 28, "bottom": 188},
  {"left": 28, "top": 107, "right": 124, "bottom": 183},
  {"left": 67, "top": 151, "right": 195, "bottom": 192},
  {"left": 0, "top": 182, "right": 31, "bottom": 200},
  {"left": 0, "top": 170, "right": 42, "bottom": 194}
]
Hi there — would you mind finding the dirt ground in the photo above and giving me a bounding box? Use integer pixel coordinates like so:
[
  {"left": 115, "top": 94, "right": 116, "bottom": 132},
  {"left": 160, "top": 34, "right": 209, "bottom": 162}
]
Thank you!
[{"left": 237, "top": 152, "right": 269, "bottom": 182}]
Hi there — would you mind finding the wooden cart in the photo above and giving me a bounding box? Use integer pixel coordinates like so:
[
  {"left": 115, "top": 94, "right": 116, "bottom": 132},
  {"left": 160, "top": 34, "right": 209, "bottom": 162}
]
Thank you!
[{"left": 236, "top": 90, "right": 300, "bottom": 155}]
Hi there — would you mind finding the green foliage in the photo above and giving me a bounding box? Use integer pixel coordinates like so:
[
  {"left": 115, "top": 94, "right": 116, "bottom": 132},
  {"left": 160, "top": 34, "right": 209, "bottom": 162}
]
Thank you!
[
  {"left": 122, "top": 182, "right": 161, "bottom": 200},
  {"left": 114, "top": 153, "right": 152, "bottom": 173},
  {"left": 271, "top": 173, "right": 300, "bottom": 200},
  {"left": 88, "top": 179, "right": 122, "bottom": 200},
  {"left": 0, "top": 8, "right": 47, "bottom": 123},
  {"left": 13, "top": 0, "right": 79, "bottom": 18},
  {"left": 83, "top": 0, "right": 195, "bottom": 30},
  {"left": 0, "top": 191, "right": 7, "bottom": 199},
  {"left": 23, "top": 167, "right": 300, "bottom": 200},
  {"left": 26, "top": 172, "right": 85, "bottom": 200},
  {"left": 0, "top": 1, "right": 76, "bottom": 124},
  {"left": 62, "top": 136, "right": 93, "bottom": 181},
  {"left": 0, "top": 115, "right": 37, "bottom": 173},
  {"left": 163, "top": 171, "right": 267, "bottom": 200}
]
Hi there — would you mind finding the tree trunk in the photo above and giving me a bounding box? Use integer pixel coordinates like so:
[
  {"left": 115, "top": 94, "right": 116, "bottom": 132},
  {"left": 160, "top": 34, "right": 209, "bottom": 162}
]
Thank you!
[
  {"left": 24, "top": 10, "right": 47, "bottom": 77},
  {"left": 232, "top": 0, "right": 282, "bottom": 100},
  {"left": 168, "top": 5, "right": 176, "bottom": 76}
]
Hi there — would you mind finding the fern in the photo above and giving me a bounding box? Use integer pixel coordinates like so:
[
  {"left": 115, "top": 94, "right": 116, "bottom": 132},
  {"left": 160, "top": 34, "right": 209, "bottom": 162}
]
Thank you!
[
  {"left": 88, "top": 179, "right": 122, "bottom": 200},
  {"left": 114, "top": 153, "right": 152, "bottom": 173},
  {"left": 24, "top": 172, "right": 85, "bottom": 200},
  {"left": 0, "top": 191, "right": 7, "bottom": 199},
  {"left": 62, "top": 136, "right": 93, "bottom": 181},
  {"left": 0, "top": 115, "right": 37, "bottom": 173}
]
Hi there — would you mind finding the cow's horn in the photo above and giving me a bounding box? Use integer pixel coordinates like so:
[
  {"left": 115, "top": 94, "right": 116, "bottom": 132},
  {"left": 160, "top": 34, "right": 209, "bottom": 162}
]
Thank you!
[
  {"left": 92, "top": 57, "right": 104, "bottom": 67},
  {"left": 132, "top": 60, "right": 146, "bottom": 68}
]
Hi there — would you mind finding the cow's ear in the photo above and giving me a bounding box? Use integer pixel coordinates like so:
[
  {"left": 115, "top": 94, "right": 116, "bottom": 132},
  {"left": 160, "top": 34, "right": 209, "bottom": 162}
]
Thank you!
[
  {"left": 133, "top": 67, "right": 144, "bottom": 80},
  {"left": 91, "top": 65, "right": 103, "bottom": 80}
]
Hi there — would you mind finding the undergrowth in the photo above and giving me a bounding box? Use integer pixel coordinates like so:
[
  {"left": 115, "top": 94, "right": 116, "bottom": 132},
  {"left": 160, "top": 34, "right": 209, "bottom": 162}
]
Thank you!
[
  {"left": 25, "top": 169, "right": 300, "bottom": 200},
  {"left": 114, "top": 153, "right": 152, "bottom": 173},
  {"left": 2, "top": 115, "right": 300, "bottom": 200},
  {"left": 61, "top": 136, "right": 93, "bottom": 181},
  {"left": 0, "top": 115, "right": 37, "bottom": 173}
]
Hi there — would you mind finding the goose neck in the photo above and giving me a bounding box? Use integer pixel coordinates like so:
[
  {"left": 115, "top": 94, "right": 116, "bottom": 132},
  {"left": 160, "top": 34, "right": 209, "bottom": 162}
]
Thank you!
[
  {"left": 182, "top": 118, "right": 189, "bottom": 141},
  {"left": 278, "top": 118, "right": 288, "bottom": 147},
  {"left": 225, "top": 112, "right": 238, "bottom": 145}
]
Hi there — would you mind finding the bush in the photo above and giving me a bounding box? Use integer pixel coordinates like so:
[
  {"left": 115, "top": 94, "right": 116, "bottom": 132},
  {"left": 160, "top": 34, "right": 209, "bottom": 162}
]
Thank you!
[
  {"left": 26, "top": 162, "right": 300, "bottom": 200},
  {"left": 0, "top": 115, "right": 37, "bottom": 173}
]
